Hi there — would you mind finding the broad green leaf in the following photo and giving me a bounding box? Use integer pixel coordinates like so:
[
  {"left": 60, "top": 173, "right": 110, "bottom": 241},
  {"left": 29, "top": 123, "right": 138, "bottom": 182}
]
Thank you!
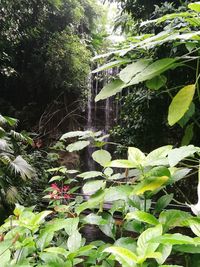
[
  {"left": 92, "top": 59, "right": 130, "bottom": 74},
  {"left": 49, "top": 175, "right": 63, "bottom": 182},
  {"left": 133, "top": 176, "right": 169, "bottom": 195},
  {"left": 150, "top": 233, "right": 195, "bottom": 245},
  {"left": 67, "top": 230, "right": 82, "bottom": 252},
  {"left": 77, "top": 171, "right": 103, "bottom": 179},
  {"left": 99, "top": 212, "right": 116, "bottom": 239},
  {"left": 37, "top": 230, "right": 54, "bottom": 251},
  {"left": 104, "top": 185, "right": 132, "bottom": 202},
  {"left": 44, "top": 247, "right": 69, "bottom": 258},
  {"left": 114, "top": 237, "right": 137, "bottom": 252},
  {"left": 168, "top": 167, "right": 191, "bottom": 184},
  {"left": 146, "top": 75, "right": 167, "bottom": 90},
  {"left": 0, "top": 240, "right": 11, "bottom": 266},
  {"left": 155, "top": 194, "right": 174, "bottom": 213},
  {"left": 146, "top": 166, "right": 171, "bottom": 179},
  {"left": 181, "top": 123, "right": 194, "bottom": 146},
  {"left": 82, "top": 180, "right": 105, "bottom": 195},
  {"left": 174, "top": 244, "right": 200, "bottom": 254},
  {"left": 159, "top": 210, "right": 191, "bottom": 232},
  {"left": 156, "top": 244, "right": 172, "bottom": 265},
  {"left": 128, "top": 147, "right": 146, "bottom": 168},
  {"left": 103, "top": 246, "right": 137, "bottom": 267},
  {"left": 92, "top": 150, "right": 111, "bottom": 167},
  {"left": 168, "top": 84, "right": 195, "bottom": 126},
  {"left": 60, "top": 131, "right": 91, "bottom": 140},
  {"left": 83, "top": 213, "right": 107, "bottom": 225},
  {"left": 128, "top": 58, "right": 176, "bottom": 86},
  {"left": 168, "top": 145, "right": 198, "bottom": 167},
  {"left": 104, "top": 167, "right": 113, "bottom": 176},
  {"left": 108, "top": 159, "right": 136, "bottom": 168},
  {"left": 65, "top": 217, "right": 79, "bottom": 235},
  {"left": 188, "top": 2, "right": 200, "bottom": 12},
  {"left": 146, "top": 145, "right": 172, "bottom": 166},
  {"left": 126, "top": 211, "right": 158, "bottom": 225},
  {"left": 30, "top": 210, "right": 52, "bottom": 226},
  {"left": 75, "top": 189, "right": 105, "bottom": 215},
  {"left": 178, "top": 102, "right": 195, "bottom": 128},
  {"left": 66, "top": 140, "right": 90, "bottom": 152},
  {"left": 188, "top": 218, "right": 200, "bottom": 237},
  {"left": 137, "top": 224, "right": 163, "bottom": 256},
  {"left": 119, "top": 59, "right": 151, "bottom": 83},
  {"left": 95, "top": 79, "right": 125, "bottom": 102}
]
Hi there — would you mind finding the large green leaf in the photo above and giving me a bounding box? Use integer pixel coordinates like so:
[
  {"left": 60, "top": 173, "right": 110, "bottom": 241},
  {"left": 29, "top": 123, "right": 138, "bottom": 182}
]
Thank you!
[
  {"left": 0, "top": 240, "right": 11, "bottom": 266},
  {"left": 181, "top": 123, "right": 194, "bottom": 146},
  {"left": 82, "top": 180, "right": 105, "bottom": 195},
  {"left": 188, "top": 2, "right": 200, "bottom": 12},
  {"left": 108, "top": 159, "right": 136, "bottom": 168},
  {"left": 103, "top": 246, "right": 137, "bottom": 267},
  {"left": 60, "top": 130, "right": 91, "bottom": 140},
  {"left": 168, "top": 84, "right": 196, "bottom": 126},
  {"left": 159, "top": 210, "right": 191, "bottom": 232},
  {"left": 75, "top": 189, "right": 105, "bottom": 215},
  {"left": 77, "top": 171, "right": 103, "bottom": 179},
  {"left": 128, "top": 147, "right": 146, "bottom": 168},
  {"left": 64, "top": 217, "right": 79, "bottom": 235},
  {"left": 146, "top": 75, "right": 167, "bottom": 90},
  {"left": 92, "top": 150, "right": 111, "bottom": 167},
  {"left": 128, "top": 58, "right": 176, "bottom": 86},
  {"left": 156, "top": 244, "right": 172, "bottom": 265},
  {"left": 104, "top": 185, "right": 132, "bottom": 202},
  {"left": 66, "top": 140, "right": 90, "bottom": 152},
  {"left": 150, "top": 233, "right": 195, "bottom": 245},
  {"left": 133, "top": 176, "right": 169, "bottom": 195},
  {"left": 92, "top": 59, "right": 130, "bottom": 74},
  {"left": 145, "top": 145, "right": 172, "bottom": 166},
  {"left": 155, "top": 194, "right": 174, "bottom": 213},
  {"left": 95, "top": 79, "right": 125, "bottom": 102},
  {"left": 83, "top": 213, "right": 107, "bottom": 225},
  {"left": 126, "top": 211, "right": 159, "bottom": 225},
  {"left": 67, "top": 230, "right": 82, "bottom": 252},
  {"left": 137, "top": 224, "right": 163, "bottom": 257},
  {"left": 168, "top": 145, "right": 198, "bottom": 167},
  {"left": 119, "top": 59, "right": 151, "bottom": 83}
]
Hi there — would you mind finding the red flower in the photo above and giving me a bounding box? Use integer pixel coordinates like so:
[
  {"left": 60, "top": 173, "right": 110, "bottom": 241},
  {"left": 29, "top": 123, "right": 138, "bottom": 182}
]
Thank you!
[
  {"left": 64, "top": 194, "right": 71, "bottom": 199},
  {"left": 51, "top": 183, "right": 60, "bottom": 192},
  {"left": 63, "top": 185, "right": 69, "bottom": 192}
]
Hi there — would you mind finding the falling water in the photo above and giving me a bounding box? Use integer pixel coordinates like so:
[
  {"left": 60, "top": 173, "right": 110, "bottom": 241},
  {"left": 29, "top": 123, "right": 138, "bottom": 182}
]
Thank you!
[{"left": 86, "top": 67, "right": 119, "bottom": 170}]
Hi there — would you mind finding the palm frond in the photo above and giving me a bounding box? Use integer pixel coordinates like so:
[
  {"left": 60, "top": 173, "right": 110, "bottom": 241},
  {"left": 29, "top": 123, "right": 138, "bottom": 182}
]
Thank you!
[
  {"left": 0, "top": 138, "right": 12, "bottom": 153},
  {"left": 0, "top": 115, "right": 18, "bottom": 127},
  {"left": 10, "top": 156, "right": 36, "bottom": 180}
]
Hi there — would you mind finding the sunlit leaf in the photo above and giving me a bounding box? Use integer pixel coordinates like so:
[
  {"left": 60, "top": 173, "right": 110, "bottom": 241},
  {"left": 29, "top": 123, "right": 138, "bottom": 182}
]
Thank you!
[
  {"left": 66, "top": 140, "right": 90, "bottom": 152},
  {"left": 168, "top": 84, "right": 196, "bottom": 126},
  {"left": 92, "top": 150, "right": 111, "bottom": 167}
]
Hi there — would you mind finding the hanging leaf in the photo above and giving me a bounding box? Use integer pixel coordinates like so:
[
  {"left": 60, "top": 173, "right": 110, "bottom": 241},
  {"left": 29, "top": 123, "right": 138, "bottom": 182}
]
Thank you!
[
  {"left": 119, "top": 59, "right": 151, "bottom": 83},
  {"left": 146, "top": 75, "right": 167, "bottom": 90},
  {"left": 178, "top": 102, "right": 195, "bottom": 128},
  {"left": 155, "top": 194, "right": 174, "bottom": 213},
  {"left": 66, "top": 140, "right": 90, "bottom": 152},
  {"left": 95, "top": 79, "right": 125, "bottom": 102},
  {"left": 92, "top": 150, "right": 111, "bottom": 167},
  {"left": 168, "top": 84, "right": 196, "bottom": 126},
  {"left": 188, "top": 2, "right": 200, "bottom": 12},
  {"left": 150, "top": 233, "right": 195, "bottom": 245},
  {"left": 104, "top": 185, "right": 132, "bottom": 202},
  {"left": 181, "top": 123, "right": 194, "bottom": 146}
]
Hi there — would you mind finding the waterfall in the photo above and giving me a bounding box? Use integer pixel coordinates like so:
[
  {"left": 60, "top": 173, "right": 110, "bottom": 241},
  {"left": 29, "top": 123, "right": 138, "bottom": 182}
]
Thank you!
[{"left": 85, "top": 67, "right": 119, "bottom": 170}]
